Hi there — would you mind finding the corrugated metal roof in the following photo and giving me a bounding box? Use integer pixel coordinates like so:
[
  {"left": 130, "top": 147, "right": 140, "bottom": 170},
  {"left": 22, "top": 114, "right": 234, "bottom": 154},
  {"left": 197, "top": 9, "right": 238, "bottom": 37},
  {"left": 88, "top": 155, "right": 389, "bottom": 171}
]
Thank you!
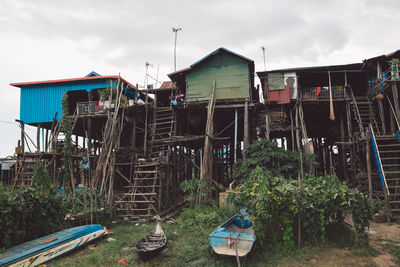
[
  {"left": 191, "top": 47, "right": 254, "bottom": 67},
  {"left": 159, "top": 81, "right": 176, "bottom": 89},
  {"left": 10, "top": 75, "right": 136, "bottom": 89},
  {"left": 257, "top": 63, "right": 363, "bottom": 77}
]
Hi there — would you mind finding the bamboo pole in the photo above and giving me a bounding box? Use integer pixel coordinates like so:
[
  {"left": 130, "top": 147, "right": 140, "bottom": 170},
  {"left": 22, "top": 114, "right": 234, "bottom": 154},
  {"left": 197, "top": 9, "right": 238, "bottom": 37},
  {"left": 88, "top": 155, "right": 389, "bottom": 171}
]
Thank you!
[{"left": 199, "top": 80, "right": 216, "bottom": 203}]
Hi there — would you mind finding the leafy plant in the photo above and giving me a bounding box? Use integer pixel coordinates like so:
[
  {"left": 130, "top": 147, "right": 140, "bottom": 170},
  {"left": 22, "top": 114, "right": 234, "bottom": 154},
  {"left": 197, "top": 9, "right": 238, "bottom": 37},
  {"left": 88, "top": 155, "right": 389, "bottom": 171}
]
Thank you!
[
  {"left": 180, "top": 179, "right": 214, "bottom": 207},
  {"left": 234, "top": 139, "right": 316, "bottom": 182},
  {"left": 229, "top": 140, "right": 373, "bottom": 247},
  {"left": 31, "top": 161, "right": 52, "bottom": 193},
  {"left": 0, "top": 184, "right": 67, "bottom": 249},
  {"left": 230, "top": 167, "right": 374, "bottom": 247}
]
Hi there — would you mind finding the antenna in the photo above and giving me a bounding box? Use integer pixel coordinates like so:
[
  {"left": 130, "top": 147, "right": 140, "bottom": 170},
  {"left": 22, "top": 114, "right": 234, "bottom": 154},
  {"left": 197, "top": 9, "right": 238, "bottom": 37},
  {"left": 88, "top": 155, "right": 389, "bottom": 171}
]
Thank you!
[
  {"left": 172, "top": 27, "right": 182, "bottom": 72},
  {"left": 144, "top": 61, "right": 153, "bottom": 89},
  {"left": 261, "top": 46, "right": 266, "bottom": 71}
]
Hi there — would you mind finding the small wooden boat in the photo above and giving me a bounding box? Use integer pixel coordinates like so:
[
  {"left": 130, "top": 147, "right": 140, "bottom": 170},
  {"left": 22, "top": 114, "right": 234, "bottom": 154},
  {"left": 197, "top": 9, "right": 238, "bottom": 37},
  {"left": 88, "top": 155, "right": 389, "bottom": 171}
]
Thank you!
[
  {"left": 0, "top": 224, "right": 107, "bottom": 267},
  {"left": 209, "top": 207, "right": 255, "bottom": 257},
  {"left": 135, "top": 216, "right": 167, "bottom": 260}
]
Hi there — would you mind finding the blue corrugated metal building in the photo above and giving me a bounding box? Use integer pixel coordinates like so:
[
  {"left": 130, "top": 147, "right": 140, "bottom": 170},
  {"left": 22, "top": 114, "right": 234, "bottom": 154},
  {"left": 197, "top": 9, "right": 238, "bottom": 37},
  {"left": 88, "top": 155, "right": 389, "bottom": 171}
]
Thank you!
[{"left": 10, "top": 73, "right": 136, "bottom": 125}]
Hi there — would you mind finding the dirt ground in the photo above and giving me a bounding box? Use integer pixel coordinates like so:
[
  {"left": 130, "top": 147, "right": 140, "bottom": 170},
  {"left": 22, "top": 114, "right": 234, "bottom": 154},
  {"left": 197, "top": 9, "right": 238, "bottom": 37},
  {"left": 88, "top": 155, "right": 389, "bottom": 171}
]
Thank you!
[{"left": 368, "top": 220, "right": 400, "bottom": 267}]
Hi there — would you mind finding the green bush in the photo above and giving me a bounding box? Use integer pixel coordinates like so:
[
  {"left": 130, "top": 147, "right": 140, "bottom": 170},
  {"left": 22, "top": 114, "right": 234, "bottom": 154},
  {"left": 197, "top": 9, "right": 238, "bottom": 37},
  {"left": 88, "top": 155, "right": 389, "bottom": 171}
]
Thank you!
[
  {"left": 231, "top": 166, "right": 374, "bottom": 247},
  {"left": 229, "top": 139, "right": 373, "bottom": 247},
  {"left": 0, "top": 184, "right": 67, "bottom": 249},
  {"left": 234, "top": 139, "right": 316, "bottom": 181}
]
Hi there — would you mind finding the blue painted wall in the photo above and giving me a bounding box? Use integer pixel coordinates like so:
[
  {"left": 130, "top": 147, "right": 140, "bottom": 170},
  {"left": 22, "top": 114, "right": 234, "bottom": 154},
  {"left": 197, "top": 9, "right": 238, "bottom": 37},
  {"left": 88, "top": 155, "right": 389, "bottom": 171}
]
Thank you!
[{"left": 20, "top": 81, "right": 110, "bottom": 124}]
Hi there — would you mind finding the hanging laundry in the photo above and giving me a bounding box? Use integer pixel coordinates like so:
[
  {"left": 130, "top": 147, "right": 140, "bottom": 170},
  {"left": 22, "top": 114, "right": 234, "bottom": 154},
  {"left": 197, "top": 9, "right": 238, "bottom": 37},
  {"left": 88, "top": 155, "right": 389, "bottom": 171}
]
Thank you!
[{"left": 316, "top": 87, "right": 321, "bottom": 96}]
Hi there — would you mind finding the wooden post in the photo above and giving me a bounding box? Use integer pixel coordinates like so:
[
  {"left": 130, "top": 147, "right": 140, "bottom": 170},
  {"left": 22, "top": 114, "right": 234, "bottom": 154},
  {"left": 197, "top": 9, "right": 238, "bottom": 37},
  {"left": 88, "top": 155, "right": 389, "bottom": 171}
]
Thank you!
[
  {"left": 265, "top": 113, "right": 270, "bottom": 140},
  {"left": 377, "top": 99, "right": 386, "bottom": 135},
  {"left": 20, "top": 122, "right": 25, "bottom": 153},
  {"left": 234, "top": 107, "right": 238, "bottom": 164},
  {"left": 390, "top": 107, "right": 396, "bottom": 134},
  {"left": 366, "top": 138, "right": 373, "bottom": 199},
  {"left": 88, "top": 92, "right": 93, "bottom": 155},
  {"left": 392, "top": 83, "right": 400, "bottom": 120},
  {"left": 36, "top": 124, "right": 41, "bottom": 152},
  {"left": 131, "top": 118, "right": 136, "bottom": 148},
  {"left": 243, "top": 101, "right": 249, "bottom": 159},
  {"left": 340, "top": 111, "right": 349, "bottom": 181},
  {"left": 45, "top": 129, "right": 49, "bottom": 152},
  {"left": 199, "top": 80, "right": 216, "bottom": 202}
]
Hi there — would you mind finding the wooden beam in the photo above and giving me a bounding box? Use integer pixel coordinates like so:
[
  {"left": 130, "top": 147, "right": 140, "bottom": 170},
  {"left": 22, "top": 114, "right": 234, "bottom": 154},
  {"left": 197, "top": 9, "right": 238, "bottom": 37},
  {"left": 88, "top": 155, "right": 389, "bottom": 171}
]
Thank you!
[
  {"left": 392, "top": 82, "right": 400, "bottom": 120},
  {"left": 234, "top": 107, "right": 238, "bottom": 164},
  {"left": 243, "top": 101, "right": 249, "bottom": 159},
  {"left": 366, "top": 139, "right": 372, "bottom": 199},
  {"left": 36, "top": 124, "right": 41, "bottom": 152}
]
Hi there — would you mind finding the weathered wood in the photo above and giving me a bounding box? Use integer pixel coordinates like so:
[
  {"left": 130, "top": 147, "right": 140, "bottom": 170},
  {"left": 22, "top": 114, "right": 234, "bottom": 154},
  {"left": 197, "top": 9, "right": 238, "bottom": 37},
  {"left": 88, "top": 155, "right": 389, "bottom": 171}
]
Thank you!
[
  {"left": 328, "top": 71, "right": 335, "bottom": 121},
  {"left": 243, "top": 101, "right": 249, "bottom": 159},
  {"left": 377, "top": 99, "right": 386, "bottom": 135},
  {"left": 366, "top": 139, "right": 372, "bottom": 199},
  {"left": 131, "top": 118, "right": 136, "bottom": 148},
  {"left": 265, "top": 113, "right": 270, "bottom": 140},
  {"left": 234, "top": 107, "right": 238, "bottom": 164},
  {"left": 340, "top": 111, "right": 349, "bottom": 181},
  {"left": 21, "top": 122, "right": 25, "bottom": 153},
  {"left": 392, "top": 83, "right": 400, "bottom": 120},
  {"left": 199, "top": 80, "right": 216, "bottom": 203},
  {"left": 36, "top": 124, "right": 41, "bottom": 152}
]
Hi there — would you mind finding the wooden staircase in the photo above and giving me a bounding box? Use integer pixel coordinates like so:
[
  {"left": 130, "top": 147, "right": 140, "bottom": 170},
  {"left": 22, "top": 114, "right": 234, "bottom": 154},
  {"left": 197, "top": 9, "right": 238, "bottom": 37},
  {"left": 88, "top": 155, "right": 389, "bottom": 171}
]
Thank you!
[
  {"left": 350, "top": 96, "right": 382, "bottom": 135},
  {"left": 115, "top": 105, "right": 174, "bottom": 221},
  {"left": 373, "top": 134, "right": 400, "bottom": 216}
]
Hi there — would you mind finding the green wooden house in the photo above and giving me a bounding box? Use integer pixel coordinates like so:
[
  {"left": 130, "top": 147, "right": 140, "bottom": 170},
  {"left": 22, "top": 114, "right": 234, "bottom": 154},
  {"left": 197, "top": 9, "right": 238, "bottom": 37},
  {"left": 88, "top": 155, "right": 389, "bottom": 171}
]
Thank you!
[{"left": 168, "top": 47, "right": 255, "bottom": 103}]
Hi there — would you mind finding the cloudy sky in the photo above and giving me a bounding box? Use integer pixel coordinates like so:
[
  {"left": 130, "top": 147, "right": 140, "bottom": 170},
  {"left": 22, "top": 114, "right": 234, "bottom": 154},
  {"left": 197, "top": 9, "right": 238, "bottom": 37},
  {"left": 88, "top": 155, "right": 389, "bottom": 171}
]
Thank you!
[{"left": 0, "top": 0, "right": 399, "bottom": 157}]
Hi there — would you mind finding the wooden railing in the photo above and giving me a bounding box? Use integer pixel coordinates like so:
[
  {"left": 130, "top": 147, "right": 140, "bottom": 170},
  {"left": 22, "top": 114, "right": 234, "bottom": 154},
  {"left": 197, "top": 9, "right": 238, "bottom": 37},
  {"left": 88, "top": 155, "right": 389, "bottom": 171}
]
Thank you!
[
  {"left": 387, "top": 96, "right": 400, "bottom": 135},
  {"left": 369, "top": 123, "right": 390, "bottom": 196},
  {"left": 349, "top": 88, "right": 365, "bottom": 137}
]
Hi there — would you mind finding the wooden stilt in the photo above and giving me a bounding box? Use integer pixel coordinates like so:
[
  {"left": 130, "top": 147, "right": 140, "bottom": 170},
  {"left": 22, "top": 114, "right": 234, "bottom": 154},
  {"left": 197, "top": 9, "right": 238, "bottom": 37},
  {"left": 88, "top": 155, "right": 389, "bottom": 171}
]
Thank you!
[
  {"left": 36, "top": 124, "right": 41, "bottom": 152},
  {"left": 243, "top": 101, "right": 249, "bottom": 159},
  {"left": 392, "top": 83, "right": 400, "bottom": 120},
  {"left": 366, "top": 138, "right": 373, "bottom": 199},
  {"left": 340, "top": 111, "right": 349, "bottom": 181}
]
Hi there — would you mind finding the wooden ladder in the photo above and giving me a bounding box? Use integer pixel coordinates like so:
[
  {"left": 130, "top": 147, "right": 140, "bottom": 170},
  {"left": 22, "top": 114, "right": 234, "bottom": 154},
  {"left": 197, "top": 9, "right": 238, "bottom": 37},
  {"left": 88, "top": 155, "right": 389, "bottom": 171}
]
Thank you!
[
  {"left": 149, "top": 106, "right": 174, "bottom": 158},
  {"left": 115, "top": 159, "right": 161, "bottom": 222}
]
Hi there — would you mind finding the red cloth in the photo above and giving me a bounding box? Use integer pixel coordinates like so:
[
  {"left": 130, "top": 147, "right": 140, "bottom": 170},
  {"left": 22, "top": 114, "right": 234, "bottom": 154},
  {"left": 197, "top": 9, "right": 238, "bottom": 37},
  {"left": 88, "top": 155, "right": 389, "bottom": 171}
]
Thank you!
[{"left": 316, "top": 87, "right": 321, "bottom": 96}]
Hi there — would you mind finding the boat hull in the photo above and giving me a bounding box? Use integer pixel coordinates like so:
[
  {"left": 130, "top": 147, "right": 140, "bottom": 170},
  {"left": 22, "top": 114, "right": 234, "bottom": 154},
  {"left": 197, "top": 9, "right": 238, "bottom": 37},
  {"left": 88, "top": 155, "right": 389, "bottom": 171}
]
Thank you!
[
  {"left": 210, "top": 214, "right": 255, "bottom": 257},
  {"left": 135, "top": 233, "right": 167, "bottom": 261},
  {"left": 0, "top": 224, "right": 107, "bottom": 267}
]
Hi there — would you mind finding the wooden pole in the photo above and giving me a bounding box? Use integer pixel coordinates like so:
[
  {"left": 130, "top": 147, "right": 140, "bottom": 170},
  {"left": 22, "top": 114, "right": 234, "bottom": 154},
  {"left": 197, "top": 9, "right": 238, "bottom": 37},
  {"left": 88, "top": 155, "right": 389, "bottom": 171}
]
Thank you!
[
  {"left": 340, "top": 111, "right": 349, "bottom": 181},
  {"left": 392, "top": 83, "right": 400, "bottom": 120},
  {"left": 328, "top": 71, "right": 335, "bottom": 121},
  {"left": 45, "top": 129, "right": 49, "bottom": 152},
  {"left": 377, "top": 99, "right": 386, "bottom": 135},
  {"left": 265, "top": 113, "right": 270, "bottom": 140},
  {"left": 131, "top": 118, "right": 137, "bottom": 148},
  {"left": 21, "top": 122, "right": 25, "bottom": 153},
  {"left": 36, "top": 124, "right": 41, "bottom": 152},
  {"left": 366, "top": 138, "right": 373, "bottom": 199},
  {"left": 243, "top": 101, "right": 249, "bottom": 159},
  {"left": 199, "top": 80, "right": 216, "bottom": 202},
  {"left": 234, "top": 107, "right": 238, "bottom": 164},
  {"left": 88, "top": 91, "right": 93, "bottom": 155}
]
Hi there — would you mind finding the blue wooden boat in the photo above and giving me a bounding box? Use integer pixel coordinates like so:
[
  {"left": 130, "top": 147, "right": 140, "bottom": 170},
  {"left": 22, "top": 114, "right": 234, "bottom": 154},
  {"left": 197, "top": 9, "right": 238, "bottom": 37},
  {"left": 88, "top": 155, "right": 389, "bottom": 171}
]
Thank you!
[
  {"left": 0, "top": 224, "right": 107, "bottom": 267},
  {"left": 209, "top": 207, "right": 255, "bottom": 257}
]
